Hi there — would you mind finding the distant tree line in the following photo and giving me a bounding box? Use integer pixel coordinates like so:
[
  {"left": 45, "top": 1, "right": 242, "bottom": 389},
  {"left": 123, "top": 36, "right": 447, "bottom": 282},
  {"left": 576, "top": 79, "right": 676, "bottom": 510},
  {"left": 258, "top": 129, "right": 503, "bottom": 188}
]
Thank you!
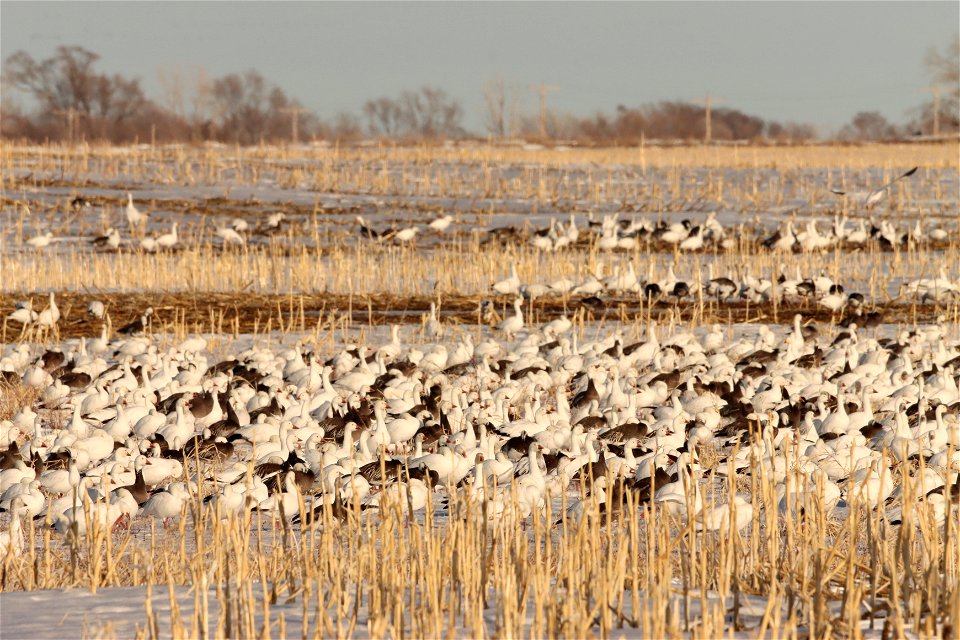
[{"left": 2, "top": 38, "right": 957, "bottom": 145}]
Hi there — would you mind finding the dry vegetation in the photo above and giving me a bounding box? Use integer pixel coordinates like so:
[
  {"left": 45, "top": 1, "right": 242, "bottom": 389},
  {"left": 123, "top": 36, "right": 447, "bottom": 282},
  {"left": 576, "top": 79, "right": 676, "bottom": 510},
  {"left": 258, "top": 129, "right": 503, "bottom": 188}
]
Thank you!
[
  {"left": 1, "top": 141, "right": 958, "bottom": 638},
  {"left": 1, "top": 451, "right": 957, "bottom": 639}
]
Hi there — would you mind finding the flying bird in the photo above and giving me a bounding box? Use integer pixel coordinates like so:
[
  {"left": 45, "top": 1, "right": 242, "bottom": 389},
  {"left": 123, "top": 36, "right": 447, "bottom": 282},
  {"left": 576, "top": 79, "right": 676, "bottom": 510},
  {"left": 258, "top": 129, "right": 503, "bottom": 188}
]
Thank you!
[{"left": 831, "top": 167, "right": 918, "bottom": 209}]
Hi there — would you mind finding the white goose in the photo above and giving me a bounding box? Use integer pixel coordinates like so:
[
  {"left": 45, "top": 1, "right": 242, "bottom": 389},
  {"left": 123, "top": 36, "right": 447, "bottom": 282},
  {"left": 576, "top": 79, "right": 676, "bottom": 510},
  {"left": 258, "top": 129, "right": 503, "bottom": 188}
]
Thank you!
[
  {"left": 156, "top": 223, "right": 179, "bottom": 250},
  {"left": 498, "top": 298, "right": 524, "bottom": 339},
  {"left": 36, "top": 293, "right": 60, "bottom": 328},
  {"left": 126, "top": 193, "right": 145, "bottom": 228},
  {"left": 26, "top": 231, "right": 53, "bottom": 250}
]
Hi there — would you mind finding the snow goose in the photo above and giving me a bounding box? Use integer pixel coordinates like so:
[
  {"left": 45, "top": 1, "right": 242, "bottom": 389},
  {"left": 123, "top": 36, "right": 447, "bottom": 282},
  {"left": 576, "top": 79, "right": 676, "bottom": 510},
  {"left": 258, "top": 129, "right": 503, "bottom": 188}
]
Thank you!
[
  {"left": 0, "top": 497, "right": 26, "bottom": 555},
  {"left": 55, "top": 488, "right": 139, "bottom": 537},
  {"left": 204, "top": 480, "right": 257, "bottom": 518},
  {"left": 92, "top": 227, "right": 121, "bottom": 250},
  {"left": 117, "top": 307, "right": 154, "bottom": 336},
  {"left": 679, "top": 225, "right": 705, "bottom": 251},
  {"left": 255, "top": 471, "right": 303, "bottom": 520},
  {"left": 216, "top": 226, "right": 245, "bottom": 246},
  {"left": 39, "top": 459, "right": 81, "bottom": 495},
  {"left": 265, "top": 212, "right": 286, "bottom": 232},
  {"left": 414, "top": 445, "right": 469, "bottom": 485},
  {"left": 141, "top": 482, "right": 190, "bottom": 525},
  {"left": 393, "top": 226, "right": 419, "bottom": 244},
  {"left": 365, "top": 467, "right": 439, "bottom": 516},
  {"left": 7, "top": 300, "right": 39, "bottom": 325},
  {"left": 0, "top": 478, "right": 45, "bottom": 516},
  {"left": 498, "top": 298, "right": 524, "bottom": 339},
  {"left": 425, "top": 302, "right": 443, "bottom": 339},
  {"left": 694, "top": 495, "right": 753, "bottom": 532},
  {"left": 513, "top": 444, "right": 548, "bottom": 518},
  {"left": 493, "top": 264, "right": 521, "bottom": 296},
  {"left": 26, "top": 231, "right": 53, "bottom": 249},
  {"left": 87, "top": 300, "right": 106, "bottom": 320},
  {"left": 36, "top": 293, "right": 60, "bottom": 328},
  {"left": 845, "top": 460, "right": 893, "bottom": 509},
  {"left": 428, "top": 214, "right": 454, "bottom": 232},
  {"left": 653, "top": 453, "right": 702, "bottom": 518},
  {"left": 126, "top": 193, "right": 145, "bottom": 228},
  {"left": 831, "top": 167, "right": 917, "bottom": 209},
  {"left": 140, "top": 449, "right": 184, "bottom": 485},
  {"left": 156, "top": 222, "right": 179, "bottom": 249},
  {"left": 140, "top": 236, "right": 158, "bottom": 252}
]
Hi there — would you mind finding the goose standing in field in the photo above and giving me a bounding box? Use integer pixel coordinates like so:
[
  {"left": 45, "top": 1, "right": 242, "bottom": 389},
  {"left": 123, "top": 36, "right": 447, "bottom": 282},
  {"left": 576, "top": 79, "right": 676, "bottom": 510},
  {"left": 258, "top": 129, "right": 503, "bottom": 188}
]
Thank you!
[
  {"left": 0, "top": 272, "right": 958, "bottom": 568},
  {"left": 117, "top": 307, "right": 154, "bottom": 336},
  {"left": 156, "top": 223, "right": 179, "bottom": 250},
  {"left": 92, "top": 227, "right": 121, "bottom": 250},
  {"left": 424, "top": 302, "right": 444, "bottom": 339},
  {"left": 393, "top": 226, "right": 419, "bottom": 244},
  {"left": 26, "top": 231, "right": 53, "bottom": 250},
  {"left": 694, "top": 495, "right": 753, "bottom": 532},
  {"left": 498, "top": 298, "right": 524, "bottom": 339},
  {"left": 831, "top": 167, "right": 918, "bottom": 209},
  {"left": 140, "top": 482, "right": 190, "bottom": 526},
  {"left": 356, "top": 215, "right": 388, "bottom": 240},
  {"left": 126, "top": 193, "right": 145, "bottom": 229},
  {"left": 216, "top": 225, "right": 245, "bottom": 246},
  {"left": 7, "top": 300, "right": 39, "bottom": 325},
  {"left": 428, "top": 214, "right": 454, "bottom": 233},
  {"left": 87, "top": 300, "right": 106, "bottom": 320},
  {"left": 266, "top": 212, "right": 286, "bottom": 231},
  {"left": 36, "top": 293, "right": 60, "bottom": 328},
  {"left": 493, "top": 264, "right": 521, "bottom": 296},
  {"left": 0, "top": 497, "right": 26, "bottom": 555}
]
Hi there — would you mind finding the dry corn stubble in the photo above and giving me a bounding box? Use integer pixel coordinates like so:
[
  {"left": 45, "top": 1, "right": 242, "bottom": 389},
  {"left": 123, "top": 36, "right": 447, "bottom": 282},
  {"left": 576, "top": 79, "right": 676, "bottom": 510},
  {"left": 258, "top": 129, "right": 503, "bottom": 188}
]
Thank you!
[{"left": 0, "top": 141, "right": 957, "bottom": 638}]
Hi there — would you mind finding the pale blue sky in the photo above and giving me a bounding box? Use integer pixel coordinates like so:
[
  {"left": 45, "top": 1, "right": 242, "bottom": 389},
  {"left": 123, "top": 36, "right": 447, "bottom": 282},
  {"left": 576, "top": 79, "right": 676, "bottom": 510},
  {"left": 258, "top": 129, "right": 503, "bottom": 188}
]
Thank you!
[{"left": 2, "top": 2, "right": 957, "bottom": 134}]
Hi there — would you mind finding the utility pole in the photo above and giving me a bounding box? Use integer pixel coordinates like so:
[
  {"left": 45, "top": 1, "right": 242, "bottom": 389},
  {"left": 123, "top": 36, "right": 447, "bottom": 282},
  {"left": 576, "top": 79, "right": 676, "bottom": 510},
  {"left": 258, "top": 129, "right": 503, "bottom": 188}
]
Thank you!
[
  {"left": 927, "top": 85, "right": 941, "bottom": 136},
  {"left": 280, "top": 105, "right": 307, "bottom": 145},
  {"left": 698, "top": 94, "right": 725, "bottom": 144},
  {"left": 530, "top": 83, "right": 560, "bottom": 138}
]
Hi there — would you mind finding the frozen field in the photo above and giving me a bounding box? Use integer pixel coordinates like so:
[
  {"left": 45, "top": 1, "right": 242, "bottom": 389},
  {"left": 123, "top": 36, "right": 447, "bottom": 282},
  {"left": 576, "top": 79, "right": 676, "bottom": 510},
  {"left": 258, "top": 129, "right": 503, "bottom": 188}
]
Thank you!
[{"left": 1, "top": 142, "right": 958, "bottom": 638}]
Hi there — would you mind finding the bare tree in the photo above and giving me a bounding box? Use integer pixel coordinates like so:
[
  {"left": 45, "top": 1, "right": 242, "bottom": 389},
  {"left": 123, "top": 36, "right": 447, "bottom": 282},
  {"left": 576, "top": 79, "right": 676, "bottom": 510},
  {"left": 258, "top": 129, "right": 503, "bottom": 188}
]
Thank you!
[
  {"left": 157, "top": 65, "right": 184, "bottom": 118},
  {"left": 365, "top": 87, "right": 463, "bottom": 139},
  {"left": 921, "top": 34, "right": 960, "bottom": 133},
  {"left": 331, "top": 112, "right": 364, "bottom": 141},
  {"left": 3, "top": 45, "right": 151, "bottom": 141},
  {"left": 766, "top": 121, "right": 816, "bottom": 142},
  {"left": 483, "top": 78, "right": 507, "bottom": 138},
  {"left": 187, "top": 67, "right": 214, "bottom": 140},
  {"left": 4, "top": 46, "right": 99, "bottom": 113},
  {"left": 712, "top": 108, "right": 765, "bottom": 140},
  {"left": 409, "top": 86, "right": 463, "bottom": 138},
  {"left": 363, "top": 97, "right": 403, "bottom": 136},
  {"left": 837, "top": 111, "right": 899, "bottom": 141}
]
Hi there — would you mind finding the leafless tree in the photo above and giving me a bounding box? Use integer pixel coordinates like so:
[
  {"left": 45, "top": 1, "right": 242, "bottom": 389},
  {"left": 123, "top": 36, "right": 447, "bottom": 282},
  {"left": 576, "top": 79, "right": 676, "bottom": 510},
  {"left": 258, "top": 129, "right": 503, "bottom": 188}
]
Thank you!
[
  {"left": 329, "top": 112, "right": 364, "bottom": 141},
  {"left": 402, "top": 87, "right": 463, "bottom": 138},
  {"left": 483, "top": 78, "right": 507, "bottom": 138},
  {"left": 209, "top": 70, "right": 308, "bottom": 144},
  {"left": 187, "top": 67, "right": 215, "bottom": 139},
  {"left": 3, "top": 45, "right": 152, "bottom": 142},
  {"left": 766, "top": 121, "right": 816, "bottom": 142},
  {"left": 920, "top": 34, "right": 960, "bottom": 133},
  {"left": 157, "top": 65, "right": 185, "bottom": 118},
  {"left": 363, "top": 97, "right": 404, "bottom": 136},
  {"left": 364, "top": 87, "right": 463, "bottom": 139},
  {"left": 838, "top": 111, "right": 899, "bottom": 141}
]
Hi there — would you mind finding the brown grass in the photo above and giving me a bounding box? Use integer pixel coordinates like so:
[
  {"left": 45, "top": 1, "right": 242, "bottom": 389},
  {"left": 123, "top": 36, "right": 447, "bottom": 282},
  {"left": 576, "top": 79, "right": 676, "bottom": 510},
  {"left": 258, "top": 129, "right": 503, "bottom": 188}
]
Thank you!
[
  {"left": 0, "top": 380, "right": 39, "bottom": 422},
  {"left": 0, "top": 453, "right": 955, "bottom": 639}
]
